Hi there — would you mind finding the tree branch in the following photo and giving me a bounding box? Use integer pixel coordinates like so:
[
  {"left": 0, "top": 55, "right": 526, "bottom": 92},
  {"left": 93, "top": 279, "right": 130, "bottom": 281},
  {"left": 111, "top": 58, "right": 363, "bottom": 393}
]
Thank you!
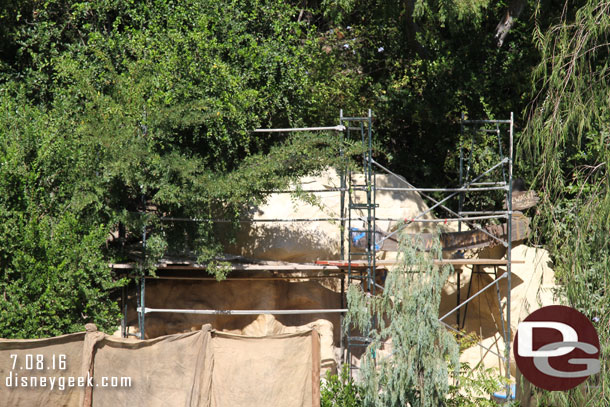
[
  {"left": 495, "top": 0, "right": 526, "bottom": 47},
  {"left": 403, "top": 0, "right": 429, "bottom": 58}
]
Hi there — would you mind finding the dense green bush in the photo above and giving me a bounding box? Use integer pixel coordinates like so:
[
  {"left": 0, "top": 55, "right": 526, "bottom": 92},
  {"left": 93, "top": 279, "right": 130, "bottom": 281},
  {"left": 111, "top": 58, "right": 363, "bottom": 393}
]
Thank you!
[
  {"left": 0, "top": 97, "right": 124, "bottom": 337},
  {"left": 321, "top": 365, "right": 364, "bottom": 407},
  {"left": 0, "top": 0, "right": 356, "bottom": 337}
]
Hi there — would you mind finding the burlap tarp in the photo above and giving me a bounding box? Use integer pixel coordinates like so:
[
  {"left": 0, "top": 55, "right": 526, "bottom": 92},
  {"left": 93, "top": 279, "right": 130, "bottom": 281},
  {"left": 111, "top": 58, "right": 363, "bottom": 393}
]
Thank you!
[
  {"left": 0, "top": 332, "right": 86, "bottom": 406},
  {"left": 0, "top": 325, "right": 320, "bottom": 407},
  {"left": 211, "top": 330, "right": 320, "bottom": 407}
]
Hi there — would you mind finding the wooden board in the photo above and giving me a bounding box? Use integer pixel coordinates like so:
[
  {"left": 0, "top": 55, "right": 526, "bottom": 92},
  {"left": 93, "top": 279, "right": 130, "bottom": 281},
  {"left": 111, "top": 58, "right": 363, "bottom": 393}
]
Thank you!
[
  {"left": 110, "top": 262, "right": 343, "bottom": 272},
  {"left": 367, "top": 214, "right": 531, "bottom": 252},
  {"left": 316, "top": 259, "right": 524, "bottom": 267}
]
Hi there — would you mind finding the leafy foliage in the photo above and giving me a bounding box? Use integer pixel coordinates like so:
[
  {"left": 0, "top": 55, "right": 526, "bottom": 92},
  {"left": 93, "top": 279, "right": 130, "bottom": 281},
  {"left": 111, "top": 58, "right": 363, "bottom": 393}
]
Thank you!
[
  {"left": 316, "top": 0, "right": 540, "bottom": 192},
  {"left": 447, "top": 364, "right": 505, "bottom": 407},
  {"left": 521, "top": 1, "right": 610, "bottom": 405},
  {"left": 523, "top": 1, "right": 610, "bottom": 196},
  {"left": 444, "top": 123, "right": 511, "bottom": 214},
  {"left": 321, "top": 365, "right": 364, "bottom": 407},
  {"left": 0, "top": 96, "right": 124, "bottom": 337},
  {"left": 345, "top": 230, "right": 458, "bottom": 407},
  {"left": 0, "top": 0, "right": 358, "bottom": 336},
  {"left": 446, "top": 331, "right": 506, "bottom": 407}
]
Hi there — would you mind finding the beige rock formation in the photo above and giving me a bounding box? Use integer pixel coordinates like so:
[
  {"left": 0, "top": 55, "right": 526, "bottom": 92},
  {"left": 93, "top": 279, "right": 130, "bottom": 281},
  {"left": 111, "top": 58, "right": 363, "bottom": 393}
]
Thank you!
[
  {"left": 120, "top": 247, "right": 556, "bottom": 385},
  {"left": 222, "top": 168, "right": 439, "bottom": 262},
  {"left": 121, "top": 277, "right": 343, "bottom": 373},
  {"left": 118, "top": 170, "right": 556, "bottom": 386},
  {"left": 440, "top": 244, "right": 556, "bottom": 379}
]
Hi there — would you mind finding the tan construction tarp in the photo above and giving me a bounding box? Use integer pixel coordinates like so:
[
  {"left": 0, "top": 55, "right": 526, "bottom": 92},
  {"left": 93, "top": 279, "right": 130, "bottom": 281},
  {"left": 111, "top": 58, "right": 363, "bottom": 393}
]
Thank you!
[
  {"left": 90, "top": 329, "right": 213, "bottom": 407},
  {"left": 0, "top": 325, "right": 320, "bottom": 407},
  {"left": 211, "top": 330, "right": 319, "bottom": 407},
  {"left": 0, "top": 332, "right": 86, "bottom": 407}
]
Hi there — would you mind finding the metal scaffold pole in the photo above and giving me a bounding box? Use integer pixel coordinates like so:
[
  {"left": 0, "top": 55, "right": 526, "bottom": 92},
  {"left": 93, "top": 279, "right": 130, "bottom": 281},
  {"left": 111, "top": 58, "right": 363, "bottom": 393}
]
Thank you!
[
  {"left": 506, "top": 112, "right": 514, "bottom": 402},
  {"left": 118, "top": 108, "right": 515, "bottom": 402},
  {"left": 342, "top": 110, "right": 377, "bottom": 375},
  {"left": 340, "top": 109, "right": 346, "bottom": 262},
  {"left": 458, "top": 114, "right": 514, "bottom": 403},
  {"left": 138, "top": 197, "right": 147, "bottom": 340}
]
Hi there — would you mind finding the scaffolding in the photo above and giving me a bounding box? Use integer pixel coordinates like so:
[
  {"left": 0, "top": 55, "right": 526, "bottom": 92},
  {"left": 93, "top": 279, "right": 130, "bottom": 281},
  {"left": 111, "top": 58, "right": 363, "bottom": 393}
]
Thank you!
[
  {"left": 116, "top": 120, "right": 353, "bottom": 343},
  {"left": 368, "top": 114, "right": 514, "bottom": 400},
  {"left": 114, "top": 110, "right": 516, "bottom": 401}
]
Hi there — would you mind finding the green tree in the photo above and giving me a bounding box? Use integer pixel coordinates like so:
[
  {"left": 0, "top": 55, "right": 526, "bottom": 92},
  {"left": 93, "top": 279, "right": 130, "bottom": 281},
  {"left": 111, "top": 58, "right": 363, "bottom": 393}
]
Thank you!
[
  {"left": 521, "top": 1, "right": 610, "bottom": 405},
  {"left": 0, "top": 96, "right": 123, "bottom": 337},
  {"left": 315, "top": 0, "right": 543, "bottom": 192},
  {"left": 345, "top": 231, "right": 458, "bottom": 407},
  {"left": 0, "top": 0, "right": 359, "bottom": 337}
]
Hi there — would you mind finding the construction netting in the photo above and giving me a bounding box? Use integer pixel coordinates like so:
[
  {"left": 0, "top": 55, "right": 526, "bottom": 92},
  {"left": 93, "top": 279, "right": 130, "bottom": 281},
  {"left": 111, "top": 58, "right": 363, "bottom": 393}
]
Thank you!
[{"left": 0, "top": 324, "right": 320, "bottom": 407}]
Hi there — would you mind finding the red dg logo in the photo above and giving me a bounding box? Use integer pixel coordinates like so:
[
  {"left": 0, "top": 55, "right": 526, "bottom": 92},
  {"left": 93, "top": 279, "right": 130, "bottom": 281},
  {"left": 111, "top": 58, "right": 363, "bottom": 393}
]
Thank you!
[{"left": 514, "top": 305, "right": 600, "bottom": 391}]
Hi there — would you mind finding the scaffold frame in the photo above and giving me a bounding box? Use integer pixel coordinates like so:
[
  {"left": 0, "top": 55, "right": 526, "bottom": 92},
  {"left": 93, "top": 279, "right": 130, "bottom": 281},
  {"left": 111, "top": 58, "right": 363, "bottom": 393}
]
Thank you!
[{"left": 116, "top": 110, "right": 515, "bottom": 402}]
